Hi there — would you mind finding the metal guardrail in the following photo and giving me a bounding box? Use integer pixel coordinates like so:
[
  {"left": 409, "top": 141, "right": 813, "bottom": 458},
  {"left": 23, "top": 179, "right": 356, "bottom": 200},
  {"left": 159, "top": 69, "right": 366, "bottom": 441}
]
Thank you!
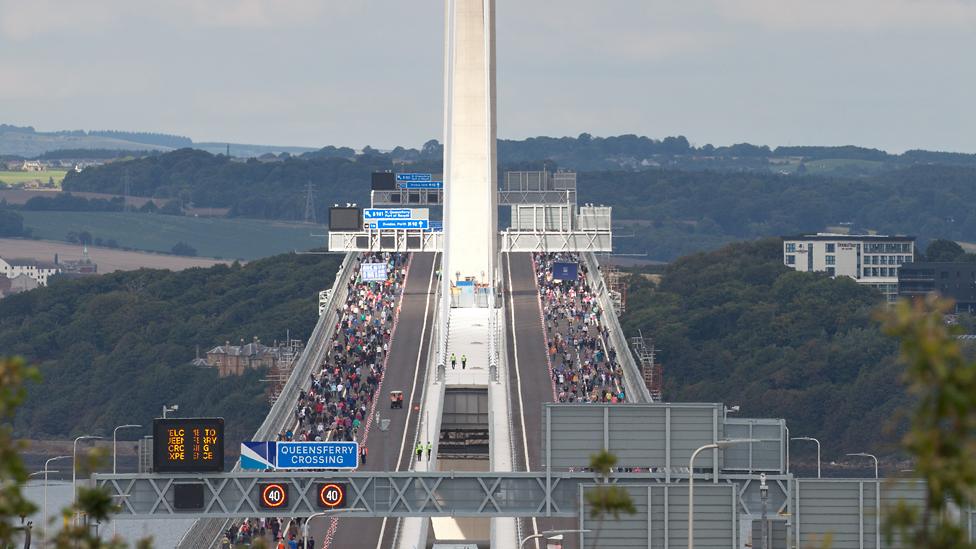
[
  {"left": 581, "top": 252, "right": 653, "bottom": 403},
  {"left": 176, "top": 252, "right": 361, "bottom": 549}
]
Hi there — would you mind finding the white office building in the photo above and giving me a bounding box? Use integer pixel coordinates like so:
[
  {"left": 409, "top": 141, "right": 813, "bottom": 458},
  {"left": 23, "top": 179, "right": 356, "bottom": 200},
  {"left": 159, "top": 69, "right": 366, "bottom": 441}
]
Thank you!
[
  {"left": 0, "top": 257, "right": 60, "bottom": 286},
  {"left": 782, "top": 233, "right": 916, "bottom": 301}
]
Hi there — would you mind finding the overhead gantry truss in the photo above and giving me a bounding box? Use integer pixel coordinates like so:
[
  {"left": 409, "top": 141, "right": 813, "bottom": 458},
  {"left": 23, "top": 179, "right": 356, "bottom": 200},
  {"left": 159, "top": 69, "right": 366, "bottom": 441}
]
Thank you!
[
  {"left": 328, "top": 229, "right": 444, "bottom": 253},
  {"left": 94, "top": 471, "right": 792, "bottom": 520}
]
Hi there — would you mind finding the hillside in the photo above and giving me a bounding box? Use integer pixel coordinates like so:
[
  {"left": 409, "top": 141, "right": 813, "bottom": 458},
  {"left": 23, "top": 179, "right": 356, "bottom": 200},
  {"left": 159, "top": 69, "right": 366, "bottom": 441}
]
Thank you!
[
  {"left": 17, "top": 211, "right": 325, "bottom": 261},
  {"left": 0, "top": 124, "right": 315, "bottom": 158},
  {"left": 619, "top": 239, "right": 906, "bottom": 457},
  {"left": 2, "top": 251, "right": 342, "bottom": 444},
  {"left": 60, "top": 147, "right": 976, "bottom": 261}
]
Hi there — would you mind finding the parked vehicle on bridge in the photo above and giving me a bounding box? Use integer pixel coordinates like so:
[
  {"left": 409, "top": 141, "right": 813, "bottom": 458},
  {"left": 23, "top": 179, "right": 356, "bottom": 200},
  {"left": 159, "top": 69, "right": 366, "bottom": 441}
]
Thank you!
[{"left": 390, "top": 390, "right": 404, "bottom": 409}]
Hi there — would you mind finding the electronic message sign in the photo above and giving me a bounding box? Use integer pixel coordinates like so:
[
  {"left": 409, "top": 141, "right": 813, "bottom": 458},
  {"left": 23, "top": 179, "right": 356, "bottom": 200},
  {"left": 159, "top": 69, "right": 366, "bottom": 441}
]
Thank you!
[
  {"left": 153, "top": 418, "right": 225, "bottom": 473},
  {"left": 329, "top": 207, "right": 362, "bottom": 231}
]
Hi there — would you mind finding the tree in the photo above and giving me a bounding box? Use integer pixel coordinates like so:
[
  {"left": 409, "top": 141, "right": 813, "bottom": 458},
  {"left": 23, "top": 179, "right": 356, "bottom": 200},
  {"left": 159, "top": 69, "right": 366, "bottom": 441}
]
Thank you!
[
  {"left": 171, "top": 241, "right": 197, "bottom": 256},
  {"left": 78, "top": 231, "right": 93, "bottom": 246},
  {"left": 0, "top": 357, "right": 37, "bottom": 545},
  {"left": 0, "top": 356, "right": 148, "bottom": 547},
  {"left": 926, "top": 239, "right": 966, "bottom": 262},
  {"left": 584, "top": 449, "right": 636, "bottom": 547},
  {"left": 880, "top": 296, "right": 976, "bottom": 548},
  {"left": 0, "top": 209, "right": 26, "bottom": 237}
]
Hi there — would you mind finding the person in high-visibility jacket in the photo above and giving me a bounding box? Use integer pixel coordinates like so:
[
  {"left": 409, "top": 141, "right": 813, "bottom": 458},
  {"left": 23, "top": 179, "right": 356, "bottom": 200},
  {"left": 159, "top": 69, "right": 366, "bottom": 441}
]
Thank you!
[
  {"left": 426, "top": 441, "right": 433, "bottom": 460},
  {"left": 416, "top": 441, "right": 424, "bottom": 461}
]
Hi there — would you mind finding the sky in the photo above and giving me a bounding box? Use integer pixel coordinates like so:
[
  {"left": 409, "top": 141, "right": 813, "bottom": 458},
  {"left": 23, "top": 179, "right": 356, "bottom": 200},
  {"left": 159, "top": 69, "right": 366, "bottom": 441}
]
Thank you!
[{"left": 1, "top": 0, "right": 974, "bottom": 153}]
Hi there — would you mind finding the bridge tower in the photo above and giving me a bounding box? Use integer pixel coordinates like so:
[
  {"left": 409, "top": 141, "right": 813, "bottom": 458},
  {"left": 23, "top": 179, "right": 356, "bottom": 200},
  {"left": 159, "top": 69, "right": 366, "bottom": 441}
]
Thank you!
[{"left": 443, "top": 0, "right": 498, "bottom": 289}]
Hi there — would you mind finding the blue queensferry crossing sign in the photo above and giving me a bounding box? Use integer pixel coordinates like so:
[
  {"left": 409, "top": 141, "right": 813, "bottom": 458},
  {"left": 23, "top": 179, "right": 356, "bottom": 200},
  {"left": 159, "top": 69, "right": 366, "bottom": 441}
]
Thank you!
[{"left": 276, "top": 441, "right": 359, "bottom": 469}]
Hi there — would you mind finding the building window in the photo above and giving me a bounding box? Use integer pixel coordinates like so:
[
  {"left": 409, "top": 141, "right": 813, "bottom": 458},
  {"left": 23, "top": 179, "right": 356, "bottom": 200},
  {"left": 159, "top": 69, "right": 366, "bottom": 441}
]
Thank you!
[
  {"left": 786, "top": 255, "right": 796, "bottom": 265},
  {"left": 864, "top": 267, "right": 871, "bottom": 277},
  {"left": 890, "top": 267, "right": 897, "bottom": 277},
  {"left": 826, "top": 267, "right": 836, "bottom": 277},
  {"left": 786, "top": 243, "right": 796, "bottom": 253},
  {"left": 826, "top": 243, "right": 835, "bottom": 253},
  {"left": 826, "top": 255, "right": 835, "bottom": 265}
]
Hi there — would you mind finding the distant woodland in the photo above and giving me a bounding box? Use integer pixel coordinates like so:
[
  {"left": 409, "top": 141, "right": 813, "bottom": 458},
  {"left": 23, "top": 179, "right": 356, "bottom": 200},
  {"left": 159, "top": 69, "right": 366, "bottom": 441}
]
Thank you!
[
  {"left": 2, "top": 252, "right": 341, "bottom": 443},
  {"left": 56, "top": 144, "right": 976, "bottom": 260},
  {"left": 620, "top": 239, "right": 906, "bottom": 457}
]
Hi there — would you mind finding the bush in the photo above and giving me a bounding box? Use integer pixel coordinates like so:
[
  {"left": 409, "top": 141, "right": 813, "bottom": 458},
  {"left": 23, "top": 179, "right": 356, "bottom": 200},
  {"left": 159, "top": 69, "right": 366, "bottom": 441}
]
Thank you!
[{"left": 170, "top": 241, "right": 197, "bottom": 256}]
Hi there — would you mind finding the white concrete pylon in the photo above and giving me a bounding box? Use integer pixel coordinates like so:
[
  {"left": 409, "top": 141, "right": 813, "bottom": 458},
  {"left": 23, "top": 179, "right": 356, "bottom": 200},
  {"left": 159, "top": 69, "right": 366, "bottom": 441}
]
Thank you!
[{"left": 444, "top": 0, "right": 498, "bottom": 289}]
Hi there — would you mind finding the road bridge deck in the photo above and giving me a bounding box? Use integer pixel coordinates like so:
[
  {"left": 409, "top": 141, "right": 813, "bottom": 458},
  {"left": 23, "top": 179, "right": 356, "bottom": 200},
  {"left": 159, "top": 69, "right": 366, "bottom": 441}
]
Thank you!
[
  {"left": 322, "top": 252, "right": 439, "bottom": 549},
  {"left": 503, "top": 252, "right": 576, "bottom": 548}
]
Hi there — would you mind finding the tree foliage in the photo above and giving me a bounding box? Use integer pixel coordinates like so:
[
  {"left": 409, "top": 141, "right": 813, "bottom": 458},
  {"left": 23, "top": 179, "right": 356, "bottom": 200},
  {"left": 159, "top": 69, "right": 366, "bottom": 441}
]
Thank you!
[
  {"left": 1, "top": 251, "right": 342, "bottom": 446},
  {"left": 880, "top": 297, "right": 976, "bottom": 548},
  {"left": 620, "top": 238, "right": 905, "bottom": 457},
  {"left": 0, "top": 207, "right": 29, "bottom": 237},
  {"left": 0, "top": 357, "right": 150, "bottom": 547},
  {"left": 584, "top": 449, "right": 636, "bottom": 547}
]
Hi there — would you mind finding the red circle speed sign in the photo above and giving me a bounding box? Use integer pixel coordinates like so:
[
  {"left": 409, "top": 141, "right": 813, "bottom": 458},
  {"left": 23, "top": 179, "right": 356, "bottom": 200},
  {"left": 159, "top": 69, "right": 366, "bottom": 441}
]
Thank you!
[
  {"left": 260, "top": 483, "right": 288, "bottom": 509},
  {"left": 318, "top": 483, "right": 345, "bottom": 508}
]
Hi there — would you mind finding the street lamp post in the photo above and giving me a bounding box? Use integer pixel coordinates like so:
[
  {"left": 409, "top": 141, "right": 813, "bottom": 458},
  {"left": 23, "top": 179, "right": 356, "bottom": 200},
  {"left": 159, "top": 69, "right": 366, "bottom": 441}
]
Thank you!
[
  {"left": 162, "top": 404, "right": 179, "bottom": 419},
  {"left": 689, "top": 439, "right": 758, "bottom": 549},
  {"left": 113, "top": 424, "right": 142, "bottom": 474},
  {"left": 847, "top": 452, "right": 879, "bottom": 479},
  {"left": 520, "top": 529, "right": 591, "bottom": 548},
  {"left": 303, "top": 508, "right": 364, "bottom": 546},
  {"left": 72, "top": 435, "right": 103, "bottom": 521},
  {"left": 42, "top": 455, "right": 70, "bottom": 545},
  {"left": 791, "top": 437, "right": 822, "bottom": 478}
]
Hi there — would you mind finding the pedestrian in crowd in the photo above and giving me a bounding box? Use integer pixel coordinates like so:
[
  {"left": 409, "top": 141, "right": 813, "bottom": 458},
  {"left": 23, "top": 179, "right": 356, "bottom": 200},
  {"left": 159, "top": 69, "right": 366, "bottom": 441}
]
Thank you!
[
  {"left": 247, "top": 253, "right": 408, "bottom": 544},
  {"left": 360, "top": 446, "right": 368, "bottom": 466},
  {"left": 461, "top": 354, "right": 467, "bottom": 369},
  {"left": 534, "top": 252, "right": 627, "bottom": 405}
]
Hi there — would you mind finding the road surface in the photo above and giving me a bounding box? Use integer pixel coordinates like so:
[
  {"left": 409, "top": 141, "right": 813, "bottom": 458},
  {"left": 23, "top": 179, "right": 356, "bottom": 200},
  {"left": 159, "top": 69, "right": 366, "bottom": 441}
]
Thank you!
[
  {"left": 504, "top": 252, "right": 581, "bottom": 549},
  {"left": 319, "top": 252, "right": 439, "bottom": 549}
]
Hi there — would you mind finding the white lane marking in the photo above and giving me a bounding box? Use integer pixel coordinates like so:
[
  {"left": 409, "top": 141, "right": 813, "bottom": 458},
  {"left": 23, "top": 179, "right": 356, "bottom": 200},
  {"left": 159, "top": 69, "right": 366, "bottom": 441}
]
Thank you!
[{"left": 377, "top": 252, "right": 438, "bottom": 549}]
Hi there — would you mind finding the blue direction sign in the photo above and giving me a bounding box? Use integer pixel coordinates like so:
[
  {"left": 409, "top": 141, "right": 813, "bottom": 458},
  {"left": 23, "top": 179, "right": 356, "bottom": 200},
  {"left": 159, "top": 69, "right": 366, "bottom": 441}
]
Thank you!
[
  {"left": 376, "top": 219, "right": 429, "bottom": 229},
  {"left": 398, "top": 181, "right": 443, "bottom": 190},
  {"left": 396, "top": 173, "right": 432, "bottom": 182},
  {"left": 276, "top": 441, "right": 359, "bottom": 470},
  {"left": 364, "top": 208, "right": 412, "bottom": 220}
]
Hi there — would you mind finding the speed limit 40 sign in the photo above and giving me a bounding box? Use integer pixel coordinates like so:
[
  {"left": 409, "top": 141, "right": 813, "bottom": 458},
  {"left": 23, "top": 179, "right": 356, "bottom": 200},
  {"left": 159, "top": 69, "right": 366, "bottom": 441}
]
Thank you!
[
  {"left": 259, "top": 483, "right": 289, "bottom": 509},
  {"left": 317, "top": 483, "right": 346, "bottom": 509}
]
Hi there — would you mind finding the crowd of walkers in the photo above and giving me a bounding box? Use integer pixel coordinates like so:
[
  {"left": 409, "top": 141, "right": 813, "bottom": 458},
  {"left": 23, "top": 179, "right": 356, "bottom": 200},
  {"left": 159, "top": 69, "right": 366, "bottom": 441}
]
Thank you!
[
  {"left": 281, "top": 252, "right": 406, "bottom": 445},
  {"left": 534, "top": 252, "right": 627, "bottom": 404},
  {"left": 221, "top": 518, "right": 312, "bottom": 548},
  {"left": 225, "top": 253, "right": 408, "bottom": 548}
]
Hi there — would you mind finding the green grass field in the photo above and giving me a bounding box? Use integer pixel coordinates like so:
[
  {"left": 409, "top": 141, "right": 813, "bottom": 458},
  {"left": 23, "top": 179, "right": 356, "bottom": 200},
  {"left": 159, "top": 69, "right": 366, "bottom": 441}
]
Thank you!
[
  {"left": 0, "top": 170, "right": 67, "bottom": 187},
  {"left": 19, "top": 211, "right": 326, "bottom": 260}
]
